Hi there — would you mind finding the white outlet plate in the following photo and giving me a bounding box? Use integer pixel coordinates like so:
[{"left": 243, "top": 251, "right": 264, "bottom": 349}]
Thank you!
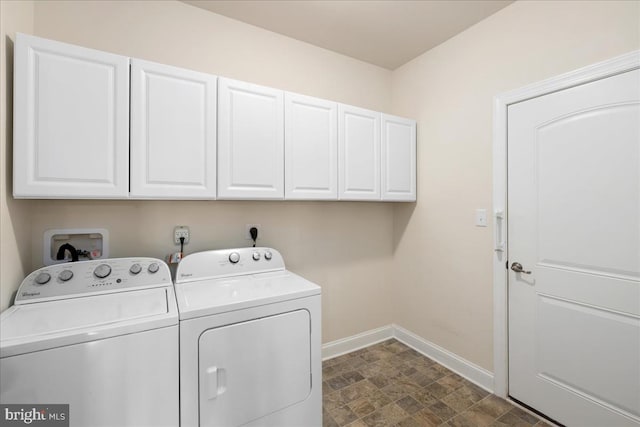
[
  {"left": 174, "top": 225, "right": 190, "bottom": 244},
  {"left": 475, "top": 209, "right": 488, "bottom": 227},
  {"left": 245, "top": 224, "right": 261, "bottom": 240}
]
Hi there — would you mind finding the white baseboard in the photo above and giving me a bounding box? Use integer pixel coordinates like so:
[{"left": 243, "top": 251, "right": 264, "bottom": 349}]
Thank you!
[
  {"left": 322, "top": 325, "right": 393, "bottom": 360},
  {"left": 322, "top": 324, "right": 494, "bottom": 393},
  {"left": 392, "top": 324, "right": 494, "bottom": 392}
]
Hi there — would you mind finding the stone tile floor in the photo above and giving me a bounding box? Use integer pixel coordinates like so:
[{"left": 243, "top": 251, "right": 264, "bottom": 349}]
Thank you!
[{"left": 322, "top": 339, "right": 552, "bottom": 427}]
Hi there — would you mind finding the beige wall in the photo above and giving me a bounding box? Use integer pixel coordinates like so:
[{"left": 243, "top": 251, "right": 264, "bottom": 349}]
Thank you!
[
  {"left": 391, "top": 0, "right": 640, "bottom": 370},
  {"left": 29, "top": 200, "right": 394, "bottom": 343},
  {"left": 34, "top": 0, "right": 391, "bottom": 111},
  {"left": 0, "top": 1, "right": 35, "bottom": 310},
  {"left": 0, "top": 0, "right": 395, "bottom": 343}
]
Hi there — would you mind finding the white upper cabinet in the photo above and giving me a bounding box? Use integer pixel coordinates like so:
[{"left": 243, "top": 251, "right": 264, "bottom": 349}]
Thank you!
[
  {"left": 13, "top": 33, "right": 130, "bottom": 198},
  {"left": 13, "top": 33, "right": 416, "bottom": 202},
  {"left": 130, "top": 59, "right": 217, "bottom": 199},
  {"left": 284, "top": 93, "right": 337, "bottom": 200},
  {"left": 381, "top": 114, "right": 416, "bottom": 201},
  {"left": 217, "top": 78, "right": 284, "bottom": 199},
  {"left": 338, "top": 104, "right": 381, "bottom": 200}
]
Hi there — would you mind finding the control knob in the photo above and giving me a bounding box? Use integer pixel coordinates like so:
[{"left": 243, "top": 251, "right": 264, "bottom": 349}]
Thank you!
[
  {"left": 264, "top": 250, "right": 272, "bottom": 261},
  {"left": 229, "top": 252, "right": 240, "bottom": 264},
  {"left": 148, "top": 263, "right": 160, "bottom": 274},
  {"left": 34, "top": 272, "right": 51, "bottom": 285},
  {"left": 130, "top": 263, "right": 142, "bottom": 275},
  {"left": 93, "top": 264, "right": 112, "bottom": 279},
  {"left": 58, "top": 270, "right": 73, "bottom": 282},
  {"left": 252, "top": 252, "right": 261, "bottom": 261}
]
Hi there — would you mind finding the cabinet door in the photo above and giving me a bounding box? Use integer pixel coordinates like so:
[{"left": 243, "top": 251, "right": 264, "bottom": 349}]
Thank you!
[
  {"left": 217, "top": 78, "right": 284, "bottom": 199},
  {"left": 381, "top": 114, "right": 416, "bottom": 201},
  {"left": 130, "top": 59, "right": 217, "bottom": 199},
  {"left": 285, "top": 93, "right": 337, "bottom": 200},
  {"left": 338, "top": 104, "right": 381, "bottom": 200},
  {"left": 13, "top": 33, "right": 129, "bottom": 198}
]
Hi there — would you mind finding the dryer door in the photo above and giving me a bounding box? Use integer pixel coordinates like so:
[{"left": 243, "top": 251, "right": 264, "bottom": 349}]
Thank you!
[{"left": 199, "top": 309, "right": 311, "bottom": 426}]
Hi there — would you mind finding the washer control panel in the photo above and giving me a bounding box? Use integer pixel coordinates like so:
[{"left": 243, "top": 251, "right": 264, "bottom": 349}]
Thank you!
[
  {"left": 176, "top": 247, "right": 284, "bottom": 283},
  {"left": 15, "top": 257, "right": 171, "bottom": 305}
]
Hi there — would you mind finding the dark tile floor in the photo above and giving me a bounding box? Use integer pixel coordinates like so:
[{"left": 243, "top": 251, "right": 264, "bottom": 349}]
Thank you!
[{"left": 322, "top": 339, "right": 552, "bottom": 427}]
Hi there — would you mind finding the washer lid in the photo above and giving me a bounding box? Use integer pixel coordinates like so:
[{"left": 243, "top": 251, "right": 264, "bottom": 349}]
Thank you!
[
  {"left": 175, "top": 270, "right": 321, "bottom": 320},
  {"left": 0, "top": 287, "right": 177, "bottom": 357}
]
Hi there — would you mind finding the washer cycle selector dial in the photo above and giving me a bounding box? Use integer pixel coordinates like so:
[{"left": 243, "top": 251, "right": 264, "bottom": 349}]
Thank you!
[
  {"left": 264, "top": 251, "right": 272, "bottom": 261},
  {"left": 148, "top": 263, "right": 160, "bottom": 274},
  {"left": 93, "top": 264, "right": 112, "bottom": 279},
  {"left": 252, "top": 252, "right": 261, "bottom": 261},
  {"left": 58, "top": 270, "right": 73, "bottom": 282},
  {"left": 130, "top": 263, "right": 142, "bottom": 275},
  {"left": 229, "top": 252, "right": 240, "bottom": 264},
  {"left": 34, "top": 272, "right": 51, "bottom": 285}
]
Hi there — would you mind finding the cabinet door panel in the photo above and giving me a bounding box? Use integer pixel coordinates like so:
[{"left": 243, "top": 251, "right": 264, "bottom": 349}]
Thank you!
[
  {"left": 130, "top": 59, "right": 217, "bottom": 199},
  {"left": 13, "top": 33, "right": 129, "bottom": 198},
  {"left": 285, "top": 93, "right": 337, "bottom": 200},
  {"left": 381, "top": 114, "right": 416, "bottom": 201},
  {"left": 218, "top": 78, "right": 284, "bottom": 199},
  {"left": 338, "top": 105, "right": 380, "bottom": 200}
]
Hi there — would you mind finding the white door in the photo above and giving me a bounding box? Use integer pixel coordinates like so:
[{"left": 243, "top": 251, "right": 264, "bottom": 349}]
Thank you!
[
  {"left": 285, "top": 92, "right": 337, "bottom": 200},
  {"left": 13, "top": 33, "right": 129, "bottom": 198},
  {"left": 381, "top": 114, "right": 416, "bottom": 201},
  {"left": 217, "top": 78, "right": 284, "bottom": 199},
  {"left": 130, "top": 59, "right": 217, "bottom": 199},
  {"left": 338, "top": 104, "right": 381, "bottom": 200},
  {"left": 198, "top": 310, "right": 311, "bottom": 427},
  {"left": 508, "top": 69, "right": 640, "bottom": 426}
]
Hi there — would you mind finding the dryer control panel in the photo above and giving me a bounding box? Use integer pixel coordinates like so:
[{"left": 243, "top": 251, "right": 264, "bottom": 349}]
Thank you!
[
  {"left": 15, "top": 258, "right": 172, "bottom": 304},
  {"left": 176, "top": 247, "right": 285, "bottom": 284}
]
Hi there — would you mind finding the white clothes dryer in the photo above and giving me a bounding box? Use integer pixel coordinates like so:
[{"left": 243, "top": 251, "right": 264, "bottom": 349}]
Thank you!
[
  {"left": 0, "top": 258, "right": 179, "bottom": 427},
  {"left": 175, "top": 247, "right": 322, "bottom": 427}
]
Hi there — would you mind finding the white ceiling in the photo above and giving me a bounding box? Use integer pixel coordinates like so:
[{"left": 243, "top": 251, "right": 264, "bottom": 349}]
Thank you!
[{"left": 182, "top": 0, "right": 513, "bottom": 70}]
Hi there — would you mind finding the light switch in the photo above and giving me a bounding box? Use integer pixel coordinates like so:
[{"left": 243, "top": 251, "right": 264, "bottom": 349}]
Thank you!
[{"left": 475, "top": 209, "right": 487, "bottom": 227}]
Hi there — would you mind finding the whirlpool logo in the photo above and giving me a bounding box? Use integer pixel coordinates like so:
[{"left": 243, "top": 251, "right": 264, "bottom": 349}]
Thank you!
[
  {"left": 1, "top": 405, "right": 68, "bottom": 426},
  {"left": 21, "top": 292, "right": 40, "bottom": 297}
]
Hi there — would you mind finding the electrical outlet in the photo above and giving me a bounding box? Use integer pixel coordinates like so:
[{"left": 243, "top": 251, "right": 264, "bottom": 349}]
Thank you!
[
  {"left": 245, "top": 224, "right": 261, "bottom": 240},
  {"left": 174, "top": 225, "right": 190, "bottom": 244}
]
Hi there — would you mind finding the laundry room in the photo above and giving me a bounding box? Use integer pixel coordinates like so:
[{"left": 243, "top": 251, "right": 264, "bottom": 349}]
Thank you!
[{"left": 1, "top": 1, "right": 638, "bottom": 427}]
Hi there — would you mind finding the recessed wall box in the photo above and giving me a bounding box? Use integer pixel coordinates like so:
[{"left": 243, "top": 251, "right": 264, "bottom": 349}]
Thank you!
[{"left": 43, "top": 228, "right": 109, "bottom": 266}]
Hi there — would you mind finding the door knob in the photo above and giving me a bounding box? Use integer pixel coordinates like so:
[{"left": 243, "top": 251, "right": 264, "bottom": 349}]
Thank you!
[{"left": 511, "top": 262, "right": 531, "bottom": 274}]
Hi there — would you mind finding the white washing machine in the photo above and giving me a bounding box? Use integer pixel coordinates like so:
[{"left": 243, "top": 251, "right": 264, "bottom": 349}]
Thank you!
[
  {"left": 0, "top": 258, "right": 179, "bottom": 427},
  {"left": 175, "top": 247, "right": 322, "bottom": 427}
]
